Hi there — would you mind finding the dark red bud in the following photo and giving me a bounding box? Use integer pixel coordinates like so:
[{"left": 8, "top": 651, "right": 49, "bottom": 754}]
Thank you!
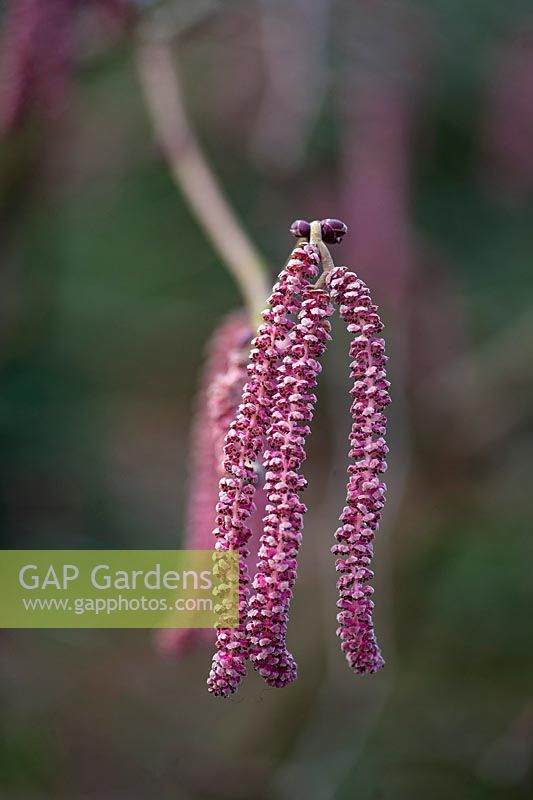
[
  {"left": 289, "top": 219, "right": 311, "bottom": 239},
  {"left": 321, "top": 218, "right": 348, "bottom": 243}
]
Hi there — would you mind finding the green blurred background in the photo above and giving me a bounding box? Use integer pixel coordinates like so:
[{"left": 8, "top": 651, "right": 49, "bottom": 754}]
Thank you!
[{"left": 0, "top": 1, "right": 532, "bottom": 798}]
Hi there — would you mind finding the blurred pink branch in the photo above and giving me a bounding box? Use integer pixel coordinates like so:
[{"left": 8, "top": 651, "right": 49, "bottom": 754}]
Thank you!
[{"left": 340, "top": 82, "right": 414, "bottom": 308}]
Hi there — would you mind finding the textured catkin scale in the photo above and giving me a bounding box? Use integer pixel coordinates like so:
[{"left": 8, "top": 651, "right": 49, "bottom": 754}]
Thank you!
[
  {"left": 246, "top": 287, "right": 334, "bottom": 687},
  {"left": 155, "top": 312, "right": 250, "bottom": 657},
  {"left": 326, "top": 266, "right": 391, "bottom": 675},
  {"left": 207, "top": 244, "right": 320, "bottom": 697}
]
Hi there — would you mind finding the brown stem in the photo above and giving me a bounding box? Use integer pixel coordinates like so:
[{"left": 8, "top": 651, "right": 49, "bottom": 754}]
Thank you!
[
  {"left": 309, "top": 220, "right": 335, "bottom": 288},
  {"left": 135, "top": 35, "right": 270, "bottom": 326}
]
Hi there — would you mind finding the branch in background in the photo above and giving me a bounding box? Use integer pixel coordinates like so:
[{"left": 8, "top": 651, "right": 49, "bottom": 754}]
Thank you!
[
  {"left": 132, "top": 0, "right": 217, "bottom": 44},
  {"left": 249, "top": 0, "right": 330, "bottom": 173},
  {"left": 135, "top": 34, "right": 270, "bottom": 326}
]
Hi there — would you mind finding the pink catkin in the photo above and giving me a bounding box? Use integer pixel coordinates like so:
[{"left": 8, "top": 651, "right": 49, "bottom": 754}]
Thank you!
[
  {"left": 207, "top": 244, "right": 320, "bottom": 697},
  {"left": 156, "top": 312, "right": 250, "bottom": 657},
  {"left": 326, "top": 266, "right": 390, "bottom": 674},
  {"left": 247, "top": 286, "right": 333, "bottom": 687},
  {"left": 186, "top": 312, "right": 251, "bottom": 552},
  {"left": 208, "top": 340, "right": 250, "bottom": 474}
]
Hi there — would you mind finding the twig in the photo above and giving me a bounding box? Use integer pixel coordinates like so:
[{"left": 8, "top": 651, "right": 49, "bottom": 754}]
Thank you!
[
  {"left": 135, "top": 35, "right": 270, "bottom": 325},
  {"left": 309, "top": 220, "right": 334, "bottom": 288}
]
